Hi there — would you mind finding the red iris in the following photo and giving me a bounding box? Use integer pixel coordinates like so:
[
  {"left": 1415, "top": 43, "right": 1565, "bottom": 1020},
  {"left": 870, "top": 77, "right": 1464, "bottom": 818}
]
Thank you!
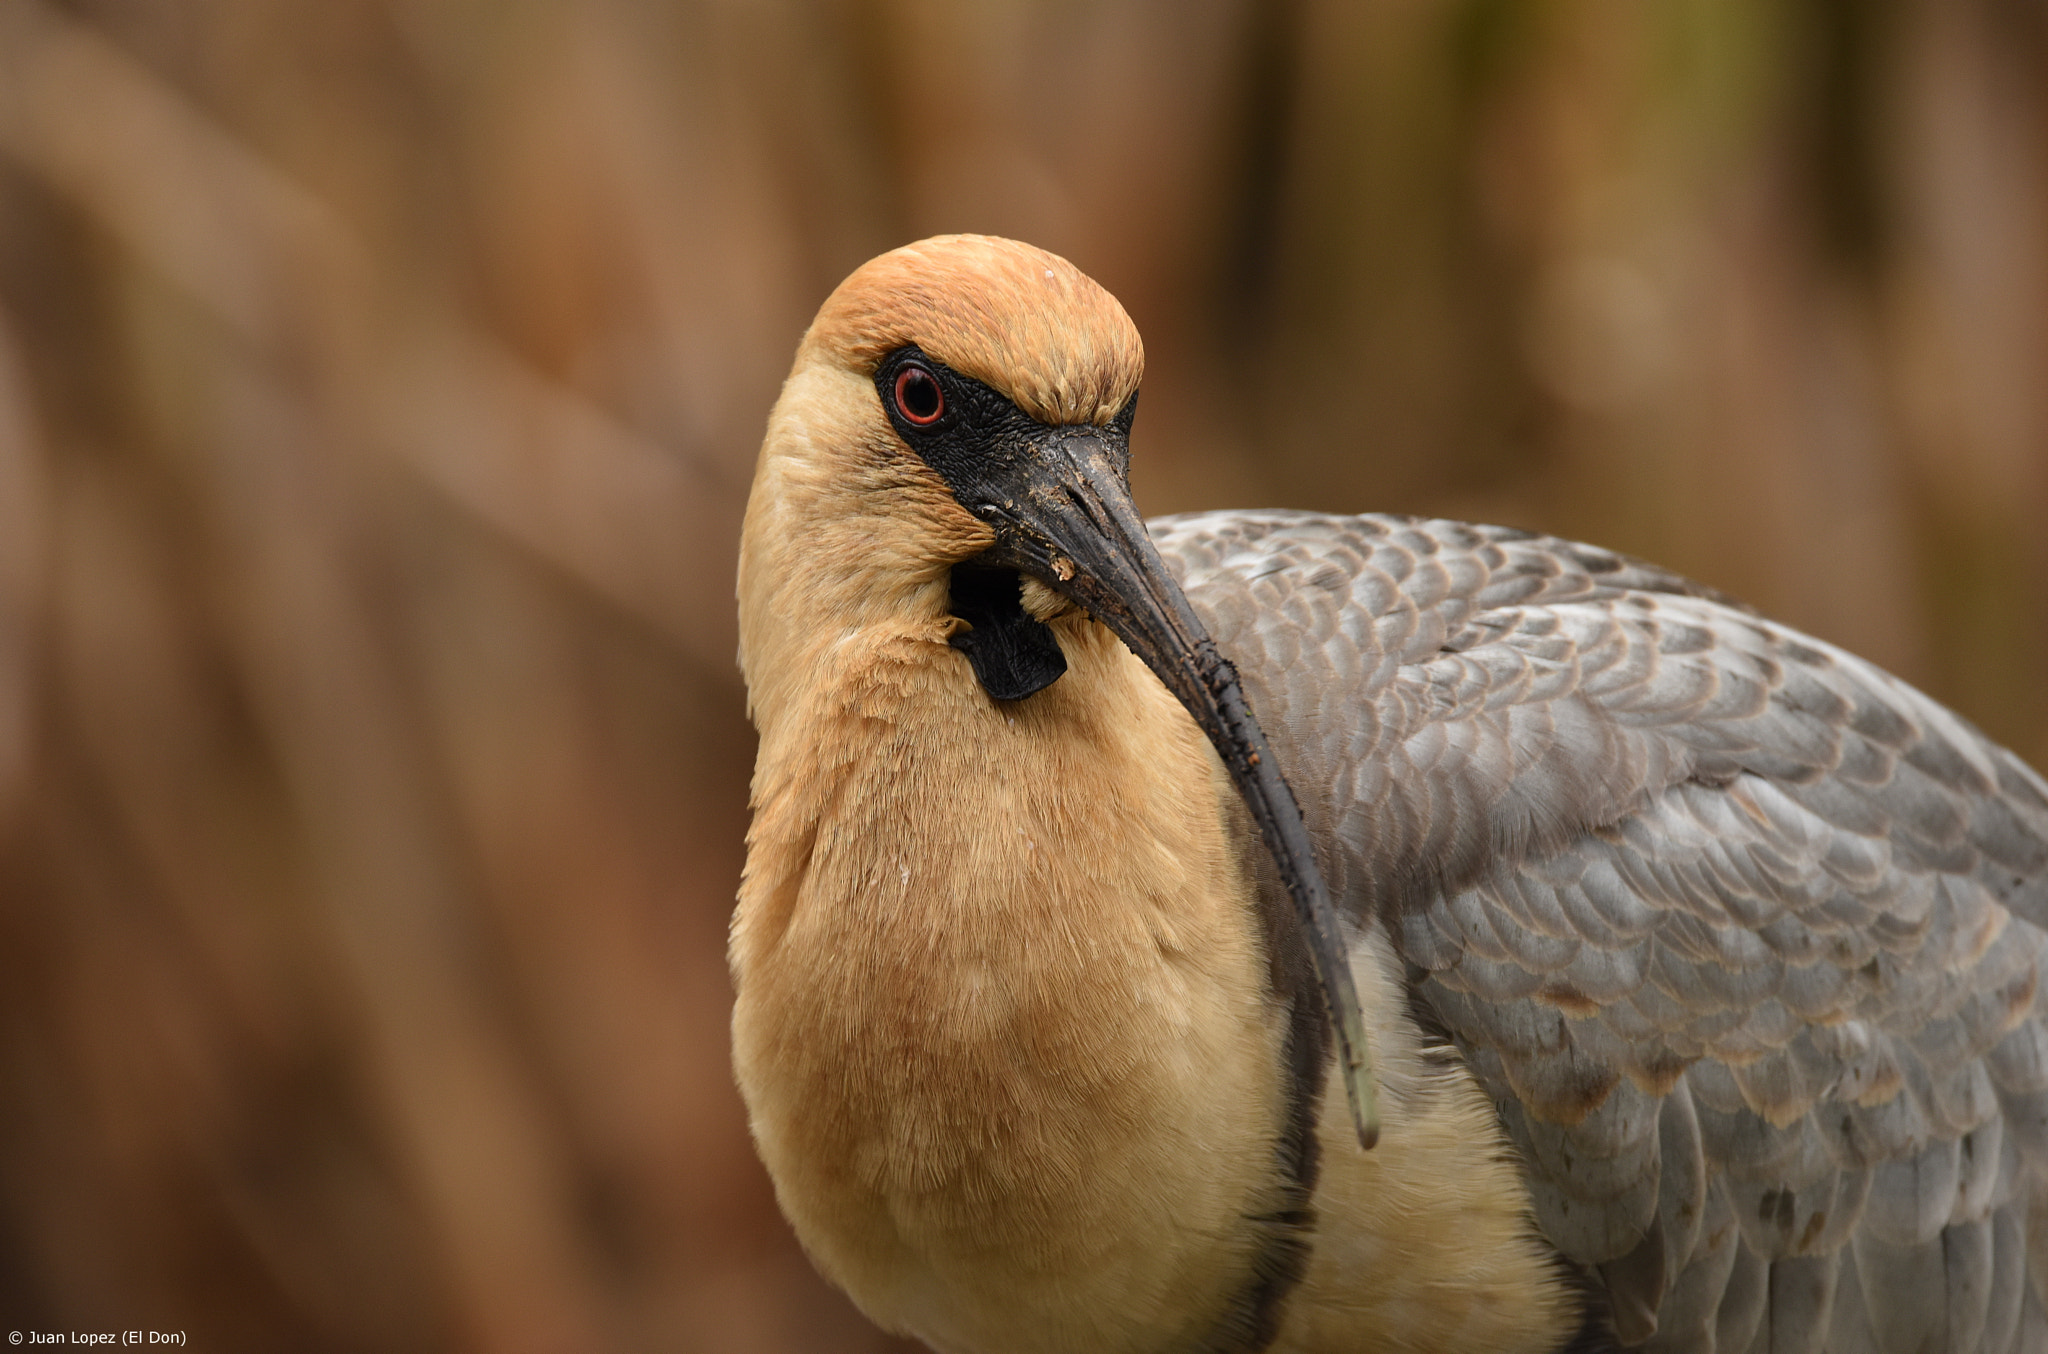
[{"left": 893, "top": 365, "right": 944, "bottom": 425}]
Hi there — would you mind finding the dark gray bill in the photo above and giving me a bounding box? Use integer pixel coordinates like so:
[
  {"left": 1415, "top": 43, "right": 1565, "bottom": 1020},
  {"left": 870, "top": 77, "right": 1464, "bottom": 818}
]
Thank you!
[{"left": 972, "top": 428, "right": 1380, "bottom": 1151}]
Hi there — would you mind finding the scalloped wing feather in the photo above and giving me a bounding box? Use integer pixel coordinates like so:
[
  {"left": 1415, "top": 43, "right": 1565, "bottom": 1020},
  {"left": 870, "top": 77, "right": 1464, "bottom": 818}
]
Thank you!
[{"left": 1156, "top": 510, "right": 2048, "bottom": 1353}]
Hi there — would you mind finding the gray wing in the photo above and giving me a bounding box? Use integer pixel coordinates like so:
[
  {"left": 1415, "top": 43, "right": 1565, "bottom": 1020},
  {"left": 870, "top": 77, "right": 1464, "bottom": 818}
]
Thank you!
[{"left": 1157, "top": 510, "right": 2048, "bottom": 1354}]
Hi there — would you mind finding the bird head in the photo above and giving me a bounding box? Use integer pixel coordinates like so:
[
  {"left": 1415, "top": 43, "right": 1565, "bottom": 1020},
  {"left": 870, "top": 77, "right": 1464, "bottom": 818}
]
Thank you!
[
  {"left": 739, "top": 234, "right": 1380, "bottom": 1148},
  {"left": 738, "top": 235, "right": 1143, "bottom": 693}
]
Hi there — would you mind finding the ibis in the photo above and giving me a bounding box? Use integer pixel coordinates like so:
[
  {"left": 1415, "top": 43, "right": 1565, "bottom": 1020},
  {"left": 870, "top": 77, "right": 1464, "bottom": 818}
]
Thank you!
[{"left": 730, "top": 235, "right": 2048, "bottom": 1353}]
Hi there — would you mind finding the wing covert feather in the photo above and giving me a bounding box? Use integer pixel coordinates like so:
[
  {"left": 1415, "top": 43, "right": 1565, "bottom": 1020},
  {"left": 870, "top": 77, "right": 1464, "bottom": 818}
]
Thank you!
[{"left": 1157, "top": 511, "right": 2048, "bottom": 1352}]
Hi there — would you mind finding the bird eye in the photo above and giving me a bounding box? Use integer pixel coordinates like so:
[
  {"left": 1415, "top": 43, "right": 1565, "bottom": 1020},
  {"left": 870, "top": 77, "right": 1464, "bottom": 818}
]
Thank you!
[{"left": 893, "top": 365, "right": 945, "bottom": 425}]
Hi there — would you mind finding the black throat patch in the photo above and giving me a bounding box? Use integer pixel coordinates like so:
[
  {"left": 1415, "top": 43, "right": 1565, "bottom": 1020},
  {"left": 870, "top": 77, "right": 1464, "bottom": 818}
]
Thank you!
[{"left": 947, "top": 565, "right": 1067, "bottom": 702}]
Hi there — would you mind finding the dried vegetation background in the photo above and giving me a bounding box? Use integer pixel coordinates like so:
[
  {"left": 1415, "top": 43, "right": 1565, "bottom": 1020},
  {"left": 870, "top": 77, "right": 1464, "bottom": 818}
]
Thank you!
[{"left": 0, "top": 0, "right": 2044, "bottom": 1350}]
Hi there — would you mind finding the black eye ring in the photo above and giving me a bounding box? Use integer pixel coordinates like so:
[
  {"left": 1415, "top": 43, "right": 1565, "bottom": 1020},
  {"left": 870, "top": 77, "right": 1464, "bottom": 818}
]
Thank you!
[{"left": 893, "top": 364, "right": 945, "bottom": 426}]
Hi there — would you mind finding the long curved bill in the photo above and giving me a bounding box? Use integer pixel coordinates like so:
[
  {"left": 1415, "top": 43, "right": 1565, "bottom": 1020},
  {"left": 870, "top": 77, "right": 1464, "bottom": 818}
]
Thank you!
[{"left": 974, "top": 429, "right": 1380, "bottom": 1150}]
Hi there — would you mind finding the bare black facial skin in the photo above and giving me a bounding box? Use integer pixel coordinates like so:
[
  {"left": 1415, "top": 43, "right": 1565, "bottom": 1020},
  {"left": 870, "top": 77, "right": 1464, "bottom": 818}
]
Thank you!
[{"left": 876, "top": 345, "right": 1134, "bottom": 704}]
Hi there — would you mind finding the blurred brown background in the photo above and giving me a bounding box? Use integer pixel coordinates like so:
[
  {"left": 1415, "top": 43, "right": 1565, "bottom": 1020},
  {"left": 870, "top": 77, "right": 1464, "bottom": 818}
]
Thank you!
[{"left": 0, "top": 0, "right": 2042, "bottom": 1350}]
